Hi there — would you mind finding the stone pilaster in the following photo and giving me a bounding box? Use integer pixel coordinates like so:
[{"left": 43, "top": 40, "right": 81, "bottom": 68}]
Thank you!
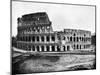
[
  {"left": 49, "top": 45, "right": 52, "bottom": 52},
  {"left": 39, "top": 46, "right": 41, "bottom": 52},
  {"left": 55, "top": 46, "right": 57, "bottom": 52}
]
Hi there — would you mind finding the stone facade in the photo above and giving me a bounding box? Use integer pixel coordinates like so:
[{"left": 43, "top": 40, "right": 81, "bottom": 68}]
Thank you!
[{"left": 16, "top": 12, "right": 91, "bottom": 52}]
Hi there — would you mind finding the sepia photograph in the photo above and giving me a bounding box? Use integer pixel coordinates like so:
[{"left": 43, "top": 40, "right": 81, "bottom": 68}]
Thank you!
[{"left": 11, "top": 0, "right": 96, "bottom": 74}]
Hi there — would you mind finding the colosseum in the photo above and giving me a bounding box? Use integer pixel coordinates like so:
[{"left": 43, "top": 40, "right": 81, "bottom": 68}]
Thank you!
[{"left": 16, "top": 12, "right": 91, "bottom": 53}]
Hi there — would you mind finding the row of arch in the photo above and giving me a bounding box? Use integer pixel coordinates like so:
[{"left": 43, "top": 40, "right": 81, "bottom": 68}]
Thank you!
[
  {"left": 18, "top": 35, "right": 56, "bottom": 42},
  {"left": 17, "top": 42, "right": 90, "bottom": 52},
  {"left": 69, "top": 36, "right": 91, "bottom": 42},
  {"left": 19, "top": 25, "right": 51, "bottom": 34},
  {"left": 18, "top": 35, "right": 91, "bottom": 43},
  {"left": 72, "top": 44, "right": 91, "bottom": 50},
  {"left": 17, "top": 43, "right": 70, "bottom": 52}
]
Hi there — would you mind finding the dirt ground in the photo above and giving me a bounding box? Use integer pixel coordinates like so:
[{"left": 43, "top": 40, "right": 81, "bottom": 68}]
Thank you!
[{"left": 12, "top": 51, "right": 96, "bottom": 74}]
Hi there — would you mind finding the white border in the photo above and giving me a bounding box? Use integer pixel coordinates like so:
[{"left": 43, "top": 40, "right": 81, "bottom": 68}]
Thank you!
[{"left": 0, "top": 0, "right": 99, "bottom": 75}]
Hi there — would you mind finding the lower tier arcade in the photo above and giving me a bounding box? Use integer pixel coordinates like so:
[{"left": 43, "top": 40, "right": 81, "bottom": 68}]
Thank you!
[{"left": 16, "top": 41, "right": 91, "bottom": 52}]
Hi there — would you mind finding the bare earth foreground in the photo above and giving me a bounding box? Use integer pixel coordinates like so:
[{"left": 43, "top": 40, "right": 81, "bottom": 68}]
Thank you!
[{"left": 12, "top": 48, "right": 96, "bottom": 74}]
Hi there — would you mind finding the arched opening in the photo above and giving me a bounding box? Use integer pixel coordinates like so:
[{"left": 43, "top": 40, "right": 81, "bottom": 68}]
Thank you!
[
  {"left": 32, "top": 36, "right": 35, "bottom": 42},
  {"left": 21, "top": 37, "right": 23, "bottom": 41},
  {"left": 57, "top": 46, "right": 60, "bottom": 51},
  {"left": 25, "top": 37, "right": 27, "bottom": 42},
  {"left": 84, "top": 37, "right": 86, "bottom": 42},
  {"left": 26, "top": 45, "right": 28, "bottom": 51},
  {"left": 41, "top": 36, "right": 44, "bottom": 42},
  {"left": 41, "top": 46, "right": 44, "bottom": 52},
  {"left": 46, "top": 36, "right": 50, "bottom": 42},
  {"left": 70, "top": 37, "right": 72, "bottom": 42},
  {"left": 27, "top": 36, "right": 29, "bottom": 42},
  {"left": 28, "top": 45, "right": 31, "bottom": 51},
  {"left": 63, "top": 46, "right": 66, "bottom": 51},
  {"left": 82, "top": 37, "right": 84, "bottom": 41},
  {"left": 73, "top": 37, "right": 75, "bottom": 42},
  {"left": 23, "top": 37, "right": 25, "bottom": 41},
  {"left": 86, "top": 37, "right": 88, "bottom": 42},
  {"left": 67, "top": 46, "right": 70, "bottom": 51},
  {"left": 37, "top": 46, "right": 39, "bottom": 52},
  {"left": 46, "top": 46, "right": 49, "bottom": 52},
  {"left": 51, "top": 36, "right": 55, "bottom": 41},
  {"left": 73, "top": 33, "right": 76, "bottom": 36},
  {"left": 47, "top": 26, "right": 50, "bottom": 32},
  {"left": 52, "top": 46, "right": 55, "bottom": 51},
  {"left": 63, "top": 36, "right": 66, "bottom": 40},
  {"left": 84, "top": 34, "right": 86, "bottom": 36},
  {"left": 80, "top": 45, "right": 81, "bottom": 49},
  {"left": 32, "top": 46, "right": 35, "bottom": 51},
  {"left": 29, "top": 36, "right": 31, "bottom": 42},
  {"left": 29, "top": 28, "right": 31, "bottom": 32},
  {"left": 24, "top": 44, "right": 27, "bottom": 50},
  {"left": 27, "top": 28, "right": 30, "bottom": 33},
  {"left": 84, "top": 45, "right": 85, "bottom": 49},
  {"left": 77, "top": 45, "right": 79, "bottom": 49},
  {"left": 23, "top": 44, "right": 26, "bottom": 50},
  {"left": 73, "top": 44, "right": 75, "bottom": 50},
  {"left": 32, "top": 27, "right": 35, "bottom": 32},
  {"left": 24, "top": 36, "right": 26, "bottom": 41},
  {"left": 37, "top": 29, "right": 40, "bottom": 32},
  {"left": 37, "top": 36, "right": 39, "bottom": 42},
  {"left": 79, "top": 37, "right": 81, "bottom": 41},
  {"left": 20, "top": 37, "right": 22, "bottom": 41},
  {"left": 57, "top": 35, "right": 61, "bottom": 40},
  {"left": 77, "top": 37, "right": 78, "bottom": 42}
]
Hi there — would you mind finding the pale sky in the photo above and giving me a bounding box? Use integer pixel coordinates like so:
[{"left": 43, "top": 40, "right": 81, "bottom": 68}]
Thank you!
[{"left": 12, "top": 1, "right": 95, "bottom": 36}]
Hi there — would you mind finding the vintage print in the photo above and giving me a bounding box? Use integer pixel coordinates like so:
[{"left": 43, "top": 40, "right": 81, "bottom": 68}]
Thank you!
[{"left": 12, "top": 1, "right": 96, "bottom": 74}]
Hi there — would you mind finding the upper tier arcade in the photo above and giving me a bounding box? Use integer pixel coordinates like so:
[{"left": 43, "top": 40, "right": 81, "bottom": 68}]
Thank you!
[
  {"left": 17, "top": 12, "right": 51, "bottom": 27},
  {"left": 17, "top": 12, "right": 53, "bottom": 36}
]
